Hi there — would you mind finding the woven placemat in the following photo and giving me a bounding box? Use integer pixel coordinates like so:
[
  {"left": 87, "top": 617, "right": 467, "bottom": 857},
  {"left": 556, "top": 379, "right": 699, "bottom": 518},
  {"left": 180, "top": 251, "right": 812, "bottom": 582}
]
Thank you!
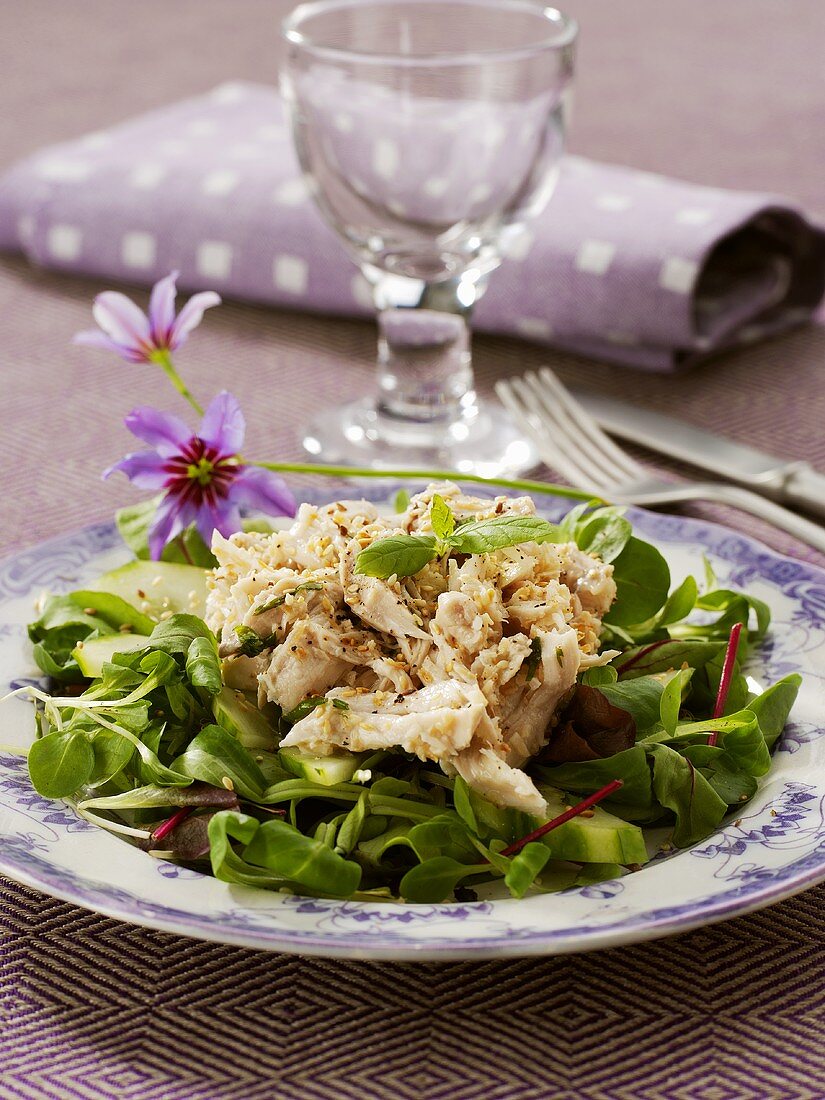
[{"left": 2, "top": 878, "right": 824, "bottom": 1099}]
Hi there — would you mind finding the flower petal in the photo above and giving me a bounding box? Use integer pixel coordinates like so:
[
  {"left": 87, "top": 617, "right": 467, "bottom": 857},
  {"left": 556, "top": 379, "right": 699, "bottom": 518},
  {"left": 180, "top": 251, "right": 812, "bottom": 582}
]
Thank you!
[
  {"left": 73, "top": 329, "right": 134, "bottom": 359},
  {"left": 194, "top": 497, "right": 243, "bottom": 548},
  {"left": 168, "top": 290, "right": 221, "bottom": 350},
  {"left": 92, "top": 292, "right": 152, "bottom": 353},
  {"left": 148, "top": 493, "right": 197, "bottom": 561},
  {"left": 102, "top": 450, "right": 170, "bottom": 489},
  {"left": 124, "top": 406, "right": 193, "bottom": 457},
  {"left": 148, "top": 271, "right": 179, "bottom": 347},
  {"left": 230, "top": 466, "right": 297, "bottom": 517},
  {"left": 198, "top": 390, "right": 245, "bottom": 455}
]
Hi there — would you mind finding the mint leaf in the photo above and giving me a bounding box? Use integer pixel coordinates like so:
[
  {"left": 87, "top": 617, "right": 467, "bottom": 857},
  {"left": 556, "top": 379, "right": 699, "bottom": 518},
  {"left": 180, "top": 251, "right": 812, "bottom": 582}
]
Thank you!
[
  {"left": 393, "top": 488, "right": 411, "bottom": 513},
  {"left": 430, "top": 494, "right": 455, "bottom": 543},
  {"left": 354, "top": 512, "right": 566, "bottom": 580},
  {"left": 451, "top": 515, "right": 560, "bottom": 554},
  {"left": 354, "top": 534, "right": 437, "bottom": 579}
]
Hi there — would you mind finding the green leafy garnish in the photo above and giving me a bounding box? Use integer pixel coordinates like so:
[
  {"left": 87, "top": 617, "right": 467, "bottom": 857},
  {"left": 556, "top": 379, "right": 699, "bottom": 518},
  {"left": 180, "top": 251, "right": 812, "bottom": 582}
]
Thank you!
[
  {"left": 355, "top": 498, "right": 563, "bottom": 580},
  {"left": 283, "top": 695, "right": 349, "bottom": 725},
  {"left": 393, "top": 488, "right": 411, "bottom": 513},
  {"left": 251, "top": 581, "right": 323, "bottom": 616},
  {"left": 525, "top": 637, "right": 543, "bottom": 680},
  {"left": 429, "top": 493, "right": 456, "bottom": 547},
  {"left": 233, "top": 624, "right": 277, "bottom": 657}
]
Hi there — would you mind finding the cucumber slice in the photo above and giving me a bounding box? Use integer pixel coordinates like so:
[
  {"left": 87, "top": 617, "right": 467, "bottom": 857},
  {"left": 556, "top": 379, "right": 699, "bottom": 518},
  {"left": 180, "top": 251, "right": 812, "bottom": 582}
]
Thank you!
[
  {"left": 72, "top": 634, "right": 151, "bottom": 678},
  {"left": 279, "top": 745, "right": 365, "bottom": 787},
  {"left": 88, "top": 560, "right": 210, "bottom": 620},
  {"left": 538, "top": 788, "right": 648, "bottom": 865},
  {"left": 212, "top": 686, "right": 278, "bottom": 751}
]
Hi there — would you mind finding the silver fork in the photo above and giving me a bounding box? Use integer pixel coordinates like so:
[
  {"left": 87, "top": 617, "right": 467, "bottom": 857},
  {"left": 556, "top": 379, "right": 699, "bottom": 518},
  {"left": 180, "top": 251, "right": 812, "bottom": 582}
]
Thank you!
[{"left": 496, "top": 367, "right": 825, "bottom": 553}]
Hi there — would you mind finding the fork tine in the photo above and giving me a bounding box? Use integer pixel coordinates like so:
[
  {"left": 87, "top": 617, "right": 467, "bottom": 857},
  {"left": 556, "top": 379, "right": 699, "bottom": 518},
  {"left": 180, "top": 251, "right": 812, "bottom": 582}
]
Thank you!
[
  {"left": 535, "top": 368, "right": 644, "bottom": 482},
  {"left": 510, "top": 378, "right": 620, "bottom": 490},
  {"left": 514, "top": 371, "right": 629, "bottom": 488},
  {"left": 496, "top": 380, "right": 605, "bottom": 491}
]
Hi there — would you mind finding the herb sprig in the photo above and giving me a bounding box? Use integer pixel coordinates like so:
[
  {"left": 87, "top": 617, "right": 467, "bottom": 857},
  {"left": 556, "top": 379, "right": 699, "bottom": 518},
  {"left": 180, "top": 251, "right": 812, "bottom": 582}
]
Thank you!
[{"left": 355, "top": 494, "right": 567, "bottom": 579}]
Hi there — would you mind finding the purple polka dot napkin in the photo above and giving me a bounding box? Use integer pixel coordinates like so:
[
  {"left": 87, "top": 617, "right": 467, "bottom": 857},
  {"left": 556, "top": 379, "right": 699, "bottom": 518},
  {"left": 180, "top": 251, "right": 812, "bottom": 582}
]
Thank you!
[{"left": 0, "top": 80, "right": 822, "bottom": 371}]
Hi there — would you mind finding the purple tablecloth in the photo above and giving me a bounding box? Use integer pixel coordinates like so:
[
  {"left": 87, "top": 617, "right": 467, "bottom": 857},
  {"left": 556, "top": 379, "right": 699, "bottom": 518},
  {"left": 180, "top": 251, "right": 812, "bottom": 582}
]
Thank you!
[{"left": 1, "top": 1, "right": 824, "bottom": 1097}]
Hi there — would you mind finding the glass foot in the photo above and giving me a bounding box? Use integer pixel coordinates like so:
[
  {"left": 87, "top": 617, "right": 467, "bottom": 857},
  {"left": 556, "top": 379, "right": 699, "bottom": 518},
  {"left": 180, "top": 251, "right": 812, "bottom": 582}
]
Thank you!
[{"left": 302, "top": 396, "right": 538, "bottom": 478}]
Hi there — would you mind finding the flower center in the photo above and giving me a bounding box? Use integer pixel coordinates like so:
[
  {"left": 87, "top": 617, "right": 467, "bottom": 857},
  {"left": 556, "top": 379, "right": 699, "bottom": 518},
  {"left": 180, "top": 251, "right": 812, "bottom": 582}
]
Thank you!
[
  {"left": 163, "top": 436, "right": 241, "bottom": 506},
  {"left": 187, "top": 455, "right": 215, "bottom": 487}
]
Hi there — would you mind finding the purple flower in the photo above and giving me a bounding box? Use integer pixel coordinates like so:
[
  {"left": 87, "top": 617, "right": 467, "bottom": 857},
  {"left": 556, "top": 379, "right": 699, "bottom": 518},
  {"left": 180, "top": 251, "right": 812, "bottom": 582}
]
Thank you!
[
  {"left": 74, "top": 271, "right": 220, "bottom": 363},
  {"left": 105, "top": 392, "right": 296, "bottom": 559}
]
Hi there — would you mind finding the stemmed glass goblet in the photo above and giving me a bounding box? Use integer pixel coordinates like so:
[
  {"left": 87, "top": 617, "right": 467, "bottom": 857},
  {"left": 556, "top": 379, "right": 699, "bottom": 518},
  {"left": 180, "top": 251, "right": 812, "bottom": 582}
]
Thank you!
[{"left": 281, "top": 0, "right": 577, "bottom": 475}]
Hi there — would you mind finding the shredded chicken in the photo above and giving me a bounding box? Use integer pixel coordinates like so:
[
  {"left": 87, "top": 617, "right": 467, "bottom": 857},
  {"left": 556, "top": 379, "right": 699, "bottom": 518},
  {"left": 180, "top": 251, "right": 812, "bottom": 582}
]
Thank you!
[{"left": 206, "top": 484, "right": 617, "bottom": 816}]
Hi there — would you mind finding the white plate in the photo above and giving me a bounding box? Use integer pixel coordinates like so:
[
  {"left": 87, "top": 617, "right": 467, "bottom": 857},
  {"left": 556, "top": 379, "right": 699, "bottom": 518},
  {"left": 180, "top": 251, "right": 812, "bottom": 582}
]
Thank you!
[{"left": 1, "top": 499, "right": 824, "bottom": 959}]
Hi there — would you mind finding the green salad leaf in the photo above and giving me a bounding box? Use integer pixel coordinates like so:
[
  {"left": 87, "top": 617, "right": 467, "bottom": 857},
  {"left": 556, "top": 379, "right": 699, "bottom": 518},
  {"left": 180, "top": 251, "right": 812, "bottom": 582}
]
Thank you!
[
  {"left": 648, "top": 744, "right": 728, "bottom": 847},
  {"left": 174, "top": 725, "right": 268, "bottom": 800},
  {"left": 243, "top": 818, "right": 362, "bottom": 896},
  {"left": 605, "top": 538, "right": 671, "bottom": 628},
  {"left": 400, "top": 856, "right": 487, "bottom": 903},
  {"left": 116, "top": 497, "right": 217, "bottom": 567},
  {"left": 28, "top": 730, "right": 95, "bottom": 799}
]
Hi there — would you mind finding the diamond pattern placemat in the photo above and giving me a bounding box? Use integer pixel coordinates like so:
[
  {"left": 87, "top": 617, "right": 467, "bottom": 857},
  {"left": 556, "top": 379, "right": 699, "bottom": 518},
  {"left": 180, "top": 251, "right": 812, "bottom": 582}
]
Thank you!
[{"left": 2, "top": 879, "right": 825, "bottom": 1099}]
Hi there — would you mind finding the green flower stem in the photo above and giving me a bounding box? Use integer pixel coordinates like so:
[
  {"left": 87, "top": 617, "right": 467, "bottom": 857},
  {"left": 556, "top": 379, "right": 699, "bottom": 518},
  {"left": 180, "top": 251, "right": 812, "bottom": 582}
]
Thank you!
[
  {"left": 151, "top": 349, "right": 204, "bottom": 416},
  {"left": 253, "top": 461, "right": 600, "bottom": 502}
]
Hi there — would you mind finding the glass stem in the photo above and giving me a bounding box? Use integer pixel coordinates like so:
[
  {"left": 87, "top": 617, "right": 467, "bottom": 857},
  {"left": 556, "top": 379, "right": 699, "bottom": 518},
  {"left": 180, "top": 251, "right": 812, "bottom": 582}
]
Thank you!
[{"left": 370, "top": 268, "right": 488, "bottom": 423}]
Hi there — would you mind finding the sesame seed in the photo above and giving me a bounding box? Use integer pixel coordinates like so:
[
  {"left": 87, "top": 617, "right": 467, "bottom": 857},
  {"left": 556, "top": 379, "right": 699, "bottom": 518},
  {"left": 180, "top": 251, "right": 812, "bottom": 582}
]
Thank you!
[{"left": 222, "top": 776, "right": 235, "bottom": 791}]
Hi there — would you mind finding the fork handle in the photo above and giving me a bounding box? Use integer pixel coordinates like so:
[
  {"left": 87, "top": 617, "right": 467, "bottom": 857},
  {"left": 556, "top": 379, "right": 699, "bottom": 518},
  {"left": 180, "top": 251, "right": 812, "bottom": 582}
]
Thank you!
[{"left": 698, "top": 483, "right": 825, "bottom": 554}]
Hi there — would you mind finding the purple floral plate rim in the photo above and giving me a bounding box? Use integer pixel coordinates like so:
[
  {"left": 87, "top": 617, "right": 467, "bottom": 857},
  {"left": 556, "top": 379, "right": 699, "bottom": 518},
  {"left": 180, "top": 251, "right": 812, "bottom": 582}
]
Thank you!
[{"left": 0, "top": 495, "right": 824, "bottom": 960}]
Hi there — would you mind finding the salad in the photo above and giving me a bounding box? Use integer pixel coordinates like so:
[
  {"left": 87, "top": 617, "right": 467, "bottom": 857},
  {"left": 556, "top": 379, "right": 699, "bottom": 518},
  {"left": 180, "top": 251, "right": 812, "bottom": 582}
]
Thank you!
[
  {"left": 20, "top": 483, "right": 800, "bottom": 903},
  {"left": 8, "top": 271, "right": 801, "bottom": 905}
]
